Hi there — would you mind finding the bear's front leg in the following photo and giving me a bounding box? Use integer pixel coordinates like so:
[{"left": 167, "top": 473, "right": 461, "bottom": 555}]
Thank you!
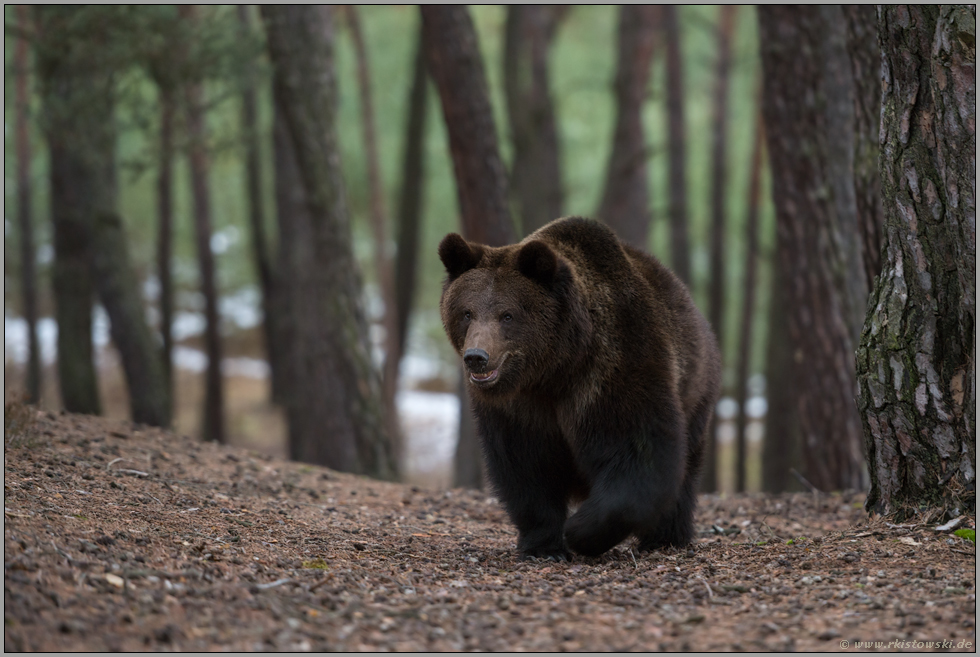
[{"left": 477, "top": 411, "right": 578, "bottom": 561}]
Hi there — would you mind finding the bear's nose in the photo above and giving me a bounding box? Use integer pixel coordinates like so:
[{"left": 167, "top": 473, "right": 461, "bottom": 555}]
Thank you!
[{"left": 463, "top": 348, "right": 490, "bottom": 372}]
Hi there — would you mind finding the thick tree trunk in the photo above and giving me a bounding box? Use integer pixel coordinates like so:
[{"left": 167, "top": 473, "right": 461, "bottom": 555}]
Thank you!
[
  {"left": 345, "top": 5, "right": 403, "bottom": 460},
  {"left": 843, "top": 5, "right": 885, "bottom": 290},
  {"left": 15, "top": 4, "right": 42, "bottom": 404},
  {"left": 734, "top": 111, "right": 764, "bottom": 494},
  {"left": 504, "top": 5, "right": 564, "bottom": 237},
  {"left": 421, "top": 6, "right": 517, "bottom": 489},
  {"left": 156, "top": 85, "right": 175, "bottom": 407},
  {"left": 262, "top": 4, "right": 396, "bottom": 480},
  {"left": 857, "top": 5, "right": 975, "bottom": 518},
  {"left": 38, "top": 6, "right": 170, "bottom": 427},
  {"left": 184, "top": 78, "right": 225, "bottom": 443},
  {"left": 758, "top": 5, "right": 866, "bottom": 492},
  {"left": 596, "top": 5, "right": 659, "bottom": 250},
  {"left": 237, "top": 5, "right": 284, "bottom": 407},
  {"left": 383, "top": 26, "right": 430, "bottom": 437},
  {"left": 702, "top": 5, "right": 737, "bottom": 492},
  {"left": 36, "top": 8, "right": 100, "bottom": 416},
  {"left": 663, "top": 5, "right": 691, "bottom": 286}
]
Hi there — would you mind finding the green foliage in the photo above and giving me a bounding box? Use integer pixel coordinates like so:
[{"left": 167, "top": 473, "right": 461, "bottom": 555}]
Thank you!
[
  {"left": 953, "top": 528, "right": 975, "bottom": 543},
  {"left": 302, "top": 557, "right": 330, "bottom": 570}
]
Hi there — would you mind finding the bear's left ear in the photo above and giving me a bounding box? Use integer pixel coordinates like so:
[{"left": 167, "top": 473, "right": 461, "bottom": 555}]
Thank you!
[
  {"left": 439, "top": 233, "right": 484, "bottom": 281},
  {"left": 517, "top": 240, "right": 561, "bottom": 288}
]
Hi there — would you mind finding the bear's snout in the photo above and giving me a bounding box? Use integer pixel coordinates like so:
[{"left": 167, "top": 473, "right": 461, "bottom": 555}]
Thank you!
[{"left": 463, "top": 348, "right": 490, "bottom": 372}]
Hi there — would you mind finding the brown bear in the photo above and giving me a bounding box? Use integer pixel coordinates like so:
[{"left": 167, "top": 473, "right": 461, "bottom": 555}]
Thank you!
[{"left": 438, "top": 216, "right": 721, "bottom": 559}]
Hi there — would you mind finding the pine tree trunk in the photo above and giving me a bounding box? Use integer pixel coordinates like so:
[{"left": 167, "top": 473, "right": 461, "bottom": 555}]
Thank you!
[
  {"left": 38, "top": 6, "right": 170, "bottom": 427},
  {"left": 734, "top": 110, "right": 764, "bottom": 494},
  {"left": 596, "top": 5, "right": 658, "bottom": 250},
  {"left": 36, "top": 7, "right": 101, "bottom": 416},
  {"left": 420, "top": 6, "right": 516, "bottom": 248},
  {"left": 156, "top": 85, "right": 175, "bottom": 408},
  {"left": 857, "top": 5, "right": 975, "bottom": 517},
  {"left": 262, "top": 4, "right": 396, "bottom": 480},
  {"left": 184, "top": 76, "right": 225, "bottom": 443},
  {"left": 663, "top": 5, "right": 691, "bottom": 286},
  {"left": 843, "top": 5, "right": 885, "bottom": 290},
  {"left": 345, "top": 5, "right": 403, "bottom": 461},
  {"left": 504, "top": 5, "right": 564, "bottom": 237},
  {"left": 383, "top": 26, "right": 430, "bottom": 437},
  {"left": 421, "top": 5, "right": 517, "bottom": 489},
  {"left": 759, "top": 5, "right": 869, "bottom": 492},
  {"left": 15, "top": 4, "right": 42, "bottom": 404},
  {"left": 702, "top": 4, "right": 738, "bottom": 492},
  {"left": 237, "top": 5, "right": 284, "bottom": 407}
]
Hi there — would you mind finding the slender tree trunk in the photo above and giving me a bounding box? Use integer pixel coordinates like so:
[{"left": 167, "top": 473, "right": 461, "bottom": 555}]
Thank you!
[
  {"left": 15, "top": 4, "right": 41, "bottom": 404},
  {"left": 421, "top": 5, "right": 517, "bottom": 489},
  {"left": 843, "top": 5, "right": 884, "bottom": 291},
  {"left": 237, "top": 5, "right": 284, "bottom": 406},
  {"left": 383, "top": 25, "right": 430, "bottom": 437},
  {"left": 761, "top": 264, "right": 802, "bottom": 493},
  {"left": 734, "top": 110, "right": 764, "bottom": 493},
  {"left": 181, "top": 4, "right": 224, "bottom": 443},
  {"left": 344, "top": 5, "right": 403, "bottom": 460},
  {"left": 596, "top": 5, "right": 659, "bottom": 250},
  {"left": 421, "top": 6, "right": 516, "bottom": 248},
  {"left": 702, "top": 5, "right": 738, "bottom": 492},
  {"left": 504, "top": 5, "right": 564, "bottom": 237},
  {"left": 857, "top": 5, "right": 975, "bottom": 518},
  {"left": 184, "top": 82, "right": 225, "bottom": 442},
  {"left": 663, "top": 5, "right": 691, "bottom": 286},
  {"left": 758, "top": 5, "right": 865, "bottom": 492},
  {"left": 156, "top": 85, "right": 175, "bottom": 408},
  {"left": 262, "top": 4, "right": 396, "bottom": 479}
]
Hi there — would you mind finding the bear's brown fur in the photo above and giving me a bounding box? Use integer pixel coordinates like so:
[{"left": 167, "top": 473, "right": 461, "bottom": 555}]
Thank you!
[{"left": 438, "top": 216, "right": 721, "bottom": 559}]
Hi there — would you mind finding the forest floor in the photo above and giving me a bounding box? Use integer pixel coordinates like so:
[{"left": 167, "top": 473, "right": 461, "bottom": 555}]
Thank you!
[{"left": 4, "top": 407, "right": 976, "bottom": 652}]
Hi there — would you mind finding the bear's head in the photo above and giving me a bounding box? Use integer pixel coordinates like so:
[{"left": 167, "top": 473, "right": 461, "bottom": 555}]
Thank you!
[{"left": 438, "top": 233, "right": 590, "bottom": 398}]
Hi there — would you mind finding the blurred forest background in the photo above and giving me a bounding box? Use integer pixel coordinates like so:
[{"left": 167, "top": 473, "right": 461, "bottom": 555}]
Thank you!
[{"left": 3, "top": 6, "right": 974, "bottom": 512}]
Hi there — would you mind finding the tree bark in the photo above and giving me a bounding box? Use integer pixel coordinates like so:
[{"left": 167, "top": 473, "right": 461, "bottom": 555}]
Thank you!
[
  {"left": 758, "top": 5, "right": 866, "bottom": 492},
  {"left": 37, "top": 6, "right": 170, "bottom": 427},
  {"left": 36, "top": 7, "right": 101, "bottom": 416},
  {"left": 15, "top": 4, "right": 42, "bottom": 404},
  {"left": 344, "top": 5, "right": 403, "bottom": 460},
  {"left": 383, "top": 25, "right": 430, "bottom": 442},
  {"left": 156, "top": 85, "right": 175, "bottom": 408},
  {"left": 183, "top": 72, "right": 225, "bottom": 442},
  {"left": 262, "top": 4, "right": 396, "bottom": 480},
  {"left": 734, "top": 110, "right": 764, "bottom": 493},
  {"left": 421, "top": 6, "right": 516, "bottom": 248},
  {"left": 504, "top": 5, "right": 564, "bottom": 237},
  {"left": 596, "top": 5, "right": 659, "bottom": 250},
  {"left": 702, "top": 4, "right": 738, "bottom": 492},
  {"left": 663, "top": 5, "right": 691, "bottom": 286},
  {"left": 843, "top": 5, "right": 885, "bottom": 291},
  {"left": 421, "top": 6, "right": 517, "bottom": 489},
  {"left": 857, "top": 5, "right": 975, "bottom": 517},
  {"left": 237, "top": 5, "right": 284, "bottom": 407}
]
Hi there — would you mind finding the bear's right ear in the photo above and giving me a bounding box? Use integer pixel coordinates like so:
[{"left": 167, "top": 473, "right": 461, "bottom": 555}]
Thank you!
[{"left": 438, "top": 233, "right": 484, "bottom": 281}]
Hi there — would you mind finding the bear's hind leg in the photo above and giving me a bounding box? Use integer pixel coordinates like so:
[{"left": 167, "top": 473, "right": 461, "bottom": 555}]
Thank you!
[{"left": 635, "top": 476, "right": 697, "bottom": 551}]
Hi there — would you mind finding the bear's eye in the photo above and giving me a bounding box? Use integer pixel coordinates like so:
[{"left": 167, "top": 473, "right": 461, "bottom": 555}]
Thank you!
[
  {"left": 463, "top": 311, "right": 471, "bottom": 321},
  {"left": 501, "top": 313, "right": 513, "bottom": 323}
]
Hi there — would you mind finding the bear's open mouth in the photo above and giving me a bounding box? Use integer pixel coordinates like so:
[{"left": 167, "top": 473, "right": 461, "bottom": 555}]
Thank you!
[{"left": 469, "top": 369, "right": 499, "bottom": 384}]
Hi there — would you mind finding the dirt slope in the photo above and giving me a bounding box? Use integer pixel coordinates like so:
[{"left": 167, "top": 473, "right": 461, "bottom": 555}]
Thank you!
[{"left": 4, "top": 408, "right": 976, "bottom": 652}]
